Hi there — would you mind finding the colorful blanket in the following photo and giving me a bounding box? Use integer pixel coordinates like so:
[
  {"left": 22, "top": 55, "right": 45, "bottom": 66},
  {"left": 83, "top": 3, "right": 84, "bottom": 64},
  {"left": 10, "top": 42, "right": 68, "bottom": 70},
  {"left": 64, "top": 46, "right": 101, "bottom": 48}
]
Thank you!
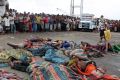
[{"left": 27, "top": 61, "right": 83, "bottom": 80}]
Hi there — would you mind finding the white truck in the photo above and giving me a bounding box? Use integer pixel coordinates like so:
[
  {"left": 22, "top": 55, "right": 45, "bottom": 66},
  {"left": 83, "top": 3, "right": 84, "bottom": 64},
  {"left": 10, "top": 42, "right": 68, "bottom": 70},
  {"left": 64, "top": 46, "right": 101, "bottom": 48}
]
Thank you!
[{"left": 79, "top": 14, "right": 97, "bottom": 31}]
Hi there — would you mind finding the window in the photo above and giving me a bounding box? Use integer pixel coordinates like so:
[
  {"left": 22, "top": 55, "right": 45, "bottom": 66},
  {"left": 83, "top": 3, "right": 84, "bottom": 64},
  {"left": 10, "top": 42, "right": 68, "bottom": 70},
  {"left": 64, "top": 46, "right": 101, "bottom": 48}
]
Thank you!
[{"left": 82, "top": 22, "right": 90, "bottom": 28}]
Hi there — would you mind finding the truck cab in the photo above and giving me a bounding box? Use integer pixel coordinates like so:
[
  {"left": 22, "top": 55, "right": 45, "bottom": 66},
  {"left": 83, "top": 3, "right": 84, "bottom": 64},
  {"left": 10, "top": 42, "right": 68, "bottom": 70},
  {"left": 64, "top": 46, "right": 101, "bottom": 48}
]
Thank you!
[
  {"left": 79, "top": 20, "right": 96, "bottom": 31},
  {"left": 78, "top": 14, "right": 97, "bottom": 31}
]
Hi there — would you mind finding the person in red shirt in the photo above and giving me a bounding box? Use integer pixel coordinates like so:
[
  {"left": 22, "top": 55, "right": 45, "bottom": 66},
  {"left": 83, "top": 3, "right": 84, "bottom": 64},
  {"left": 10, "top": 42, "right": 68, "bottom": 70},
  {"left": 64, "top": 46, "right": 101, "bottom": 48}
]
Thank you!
[{"left": 44, "top": 15, "right": 49, "bottom": 31}]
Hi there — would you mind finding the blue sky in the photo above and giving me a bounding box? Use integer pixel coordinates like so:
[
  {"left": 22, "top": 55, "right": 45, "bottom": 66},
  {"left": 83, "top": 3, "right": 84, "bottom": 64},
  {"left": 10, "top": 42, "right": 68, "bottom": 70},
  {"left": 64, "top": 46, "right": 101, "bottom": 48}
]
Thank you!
[{"left": 9, "top": 0, "right": 120, "bottom": 20}]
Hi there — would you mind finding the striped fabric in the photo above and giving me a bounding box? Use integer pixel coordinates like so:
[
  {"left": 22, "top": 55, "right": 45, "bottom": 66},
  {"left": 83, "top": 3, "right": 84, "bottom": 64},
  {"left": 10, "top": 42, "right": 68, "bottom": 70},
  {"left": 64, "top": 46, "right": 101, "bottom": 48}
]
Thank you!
[{"left": 27, "top": 61, "right": 83, "bottom": 80}]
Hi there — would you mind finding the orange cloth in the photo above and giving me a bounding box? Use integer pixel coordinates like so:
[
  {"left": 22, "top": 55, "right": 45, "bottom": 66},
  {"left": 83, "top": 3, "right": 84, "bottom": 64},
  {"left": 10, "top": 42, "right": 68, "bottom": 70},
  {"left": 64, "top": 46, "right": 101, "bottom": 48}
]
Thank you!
[{"left": 76, "top": 64, "right": 96, "bottom": 76}]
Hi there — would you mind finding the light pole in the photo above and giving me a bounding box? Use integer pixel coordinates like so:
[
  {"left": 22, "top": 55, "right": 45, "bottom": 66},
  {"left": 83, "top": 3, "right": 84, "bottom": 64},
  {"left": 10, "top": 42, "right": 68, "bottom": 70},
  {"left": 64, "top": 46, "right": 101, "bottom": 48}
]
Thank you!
[
  {"left": 70, "top": 0, "right": 74, "bottom": 16},
  {"left": 80, "top": 0, "right": 83, "bottom": 27}
]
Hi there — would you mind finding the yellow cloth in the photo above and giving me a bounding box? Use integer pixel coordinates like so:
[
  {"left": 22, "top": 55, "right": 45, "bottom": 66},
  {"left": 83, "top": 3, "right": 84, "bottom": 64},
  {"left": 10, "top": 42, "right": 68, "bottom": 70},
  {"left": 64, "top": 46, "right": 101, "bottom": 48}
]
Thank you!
[
  {"left": 68, "top": 59, "right": 76, "bottom": 66},
  {"left": 36, "top": 16, "right": 42, "bottom": 24},
  {"left": 104, "top": 29, "right": 111, "bottom": 41}
]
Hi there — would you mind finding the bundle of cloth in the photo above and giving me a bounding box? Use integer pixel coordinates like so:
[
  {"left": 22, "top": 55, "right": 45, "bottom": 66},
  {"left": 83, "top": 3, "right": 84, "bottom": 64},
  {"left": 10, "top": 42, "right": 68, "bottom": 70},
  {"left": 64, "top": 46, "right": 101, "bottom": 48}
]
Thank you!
[
  {"left": 0, "top": 49, "right": 33, "bottom": 63},
  {"left": 81, "top": 41, "right": 106, "bottom": 52},
  {"left": 0, "top": 63, "right": 8, "bottom": 68},
  {"left": 7, "top": 36, "right": 50, "bottom": 49},
  {"left": 67, "top": 55, "right": 120, "bottom": 80},
  {"left": 7, "top": 37, "right": 76, "bottom": 51},
  {"left": 80, "top": 41, "right": 107, "bottom": 58},
  {"left": 0, "top": 70, "right": 23, "bottom": 80},
  {"left": 27, "top": 57, "right": 83, "bottom": 80},
  {"left": 10, "top": 56, "right": 30, "bottom": 72},
  {"left": 43, "top": 49, "right": 70, "bottom": 64},
  {"left": 27, "top": 44, "right": 54, "bottom": 56},
  {"left": 111, "top": 44, "right": 120, "bottom": 53},
  {"left": 27, "top": 57, "right": 120, "bottom": 80}
]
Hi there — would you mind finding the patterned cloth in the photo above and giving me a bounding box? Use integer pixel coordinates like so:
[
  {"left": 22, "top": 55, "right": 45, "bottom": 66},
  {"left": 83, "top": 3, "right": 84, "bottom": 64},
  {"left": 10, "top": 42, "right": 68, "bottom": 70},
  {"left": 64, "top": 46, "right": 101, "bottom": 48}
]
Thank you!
[
  {"left": 27, "top": 61, "right": 83, "bottom": 80},
  {"left": 0, "top": 49, "right": 33, "bottom": 62},
  {"left": 0, "top": 70, "right": 23, "bottom": 80}
]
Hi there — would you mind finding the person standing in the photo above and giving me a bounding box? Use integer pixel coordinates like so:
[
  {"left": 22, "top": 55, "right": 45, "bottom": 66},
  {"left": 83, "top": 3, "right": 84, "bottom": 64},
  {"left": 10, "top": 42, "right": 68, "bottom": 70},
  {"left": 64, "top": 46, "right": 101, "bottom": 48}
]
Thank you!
[
  {"left": 104, "top": 22, "right": 111, "bottom": 52},
  {"left": 53, "top": 16, "right": 57, "bottom": 31},
  {"left": 99, "top": 15, "right": 105, "bottom": 42},
  {"left": 44, "top": 15, "right": 49, "bottom": 31},
  {"left": 49, "top": 16, "right": 54, "bottom": 31},
  {"left": 14, "top": 13, "right": 20, "bottom": 32},
  {"left": 10, "top": 14, "right": 16, "bottom": 33},
  {"left": 0, "top": 16, "right": 3, "bottom": 33},
  {"left": 31, "top": 15, "right": 37, "bottom": 32},
  {"left": 36, "top": 14, "right": 41, "bottom": 32},
  {"left": 3, "top": 15, "right": 10, "bottom": 33}
]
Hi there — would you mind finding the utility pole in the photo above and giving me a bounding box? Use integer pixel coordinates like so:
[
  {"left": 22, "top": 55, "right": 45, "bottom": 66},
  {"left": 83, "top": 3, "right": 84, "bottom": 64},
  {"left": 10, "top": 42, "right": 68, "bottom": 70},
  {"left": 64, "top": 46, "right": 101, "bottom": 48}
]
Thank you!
[
  {"left": 80, "top": 0, "right": 83, "bottom": 27},
  {"left": 70, "top": 0, "right": 83, "bottom": 17},
  {"left": 80, "top": 0, "right": 83, "bottom": 20},
  {"left": 70, "top": 0, "right": 74, "bottom": 16}
]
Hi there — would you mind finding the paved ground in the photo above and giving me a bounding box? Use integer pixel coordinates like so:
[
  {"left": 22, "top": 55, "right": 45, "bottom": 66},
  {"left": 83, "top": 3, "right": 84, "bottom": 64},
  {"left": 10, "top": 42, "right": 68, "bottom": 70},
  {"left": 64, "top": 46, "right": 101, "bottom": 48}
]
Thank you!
[{"left": 0, "top": 32, "right": 120, "bottom": 79}]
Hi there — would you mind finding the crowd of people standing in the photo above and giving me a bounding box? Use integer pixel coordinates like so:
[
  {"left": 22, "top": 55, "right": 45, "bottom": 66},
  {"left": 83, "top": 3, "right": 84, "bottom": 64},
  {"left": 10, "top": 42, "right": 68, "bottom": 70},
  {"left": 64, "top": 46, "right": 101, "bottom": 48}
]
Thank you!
[
  {"left": 0, "top": 9, "right": 120, "bottom": 34},
  {"left": 0, "top": 9, "right": 80, "bottom": 33}
]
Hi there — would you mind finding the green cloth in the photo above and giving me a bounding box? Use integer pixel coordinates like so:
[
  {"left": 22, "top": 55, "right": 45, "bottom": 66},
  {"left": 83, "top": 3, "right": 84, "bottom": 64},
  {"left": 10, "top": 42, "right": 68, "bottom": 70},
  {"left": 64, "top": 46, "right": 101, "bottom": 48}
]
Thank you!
[{"left": 112, "top": 44, "right": 120, "bottom": 53}]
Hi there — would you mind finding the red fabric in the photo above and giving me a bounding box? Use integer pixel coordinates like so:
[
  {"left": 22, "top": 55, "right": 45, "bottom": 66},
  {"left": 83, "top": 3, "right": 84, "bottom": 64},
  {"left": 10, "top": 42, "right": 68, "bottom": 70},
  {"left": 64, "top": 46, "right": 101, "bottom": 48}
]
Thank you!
[
  {"left": 44, "top": 17, "right": 48, "bottom": 23},
  {"left": 103, "top": 74, "right": 120, "bottom": 80},
  {"left": 29, "top": 23, "right": 32, "bottom": 32}
]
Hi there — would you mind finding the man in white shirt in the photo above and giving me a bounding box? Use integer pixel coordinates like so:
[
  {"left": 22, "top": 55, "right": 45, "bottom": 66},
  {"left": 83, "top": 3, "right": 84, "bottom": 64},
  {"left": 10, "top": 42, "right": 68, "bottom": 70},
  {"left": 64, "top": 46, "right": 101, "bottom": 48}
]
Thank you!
[{"left": 3, "top": 15, "right": 10, "bottom": 33}]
